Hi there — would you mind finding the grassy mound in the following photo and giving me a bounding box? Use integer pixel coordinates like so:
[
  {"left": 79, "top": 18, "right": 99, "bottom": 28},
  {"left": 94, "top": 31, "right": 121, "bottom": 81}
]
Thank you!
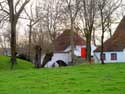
[
  {"left": 0, "top": 63, "right": 125, "bottom": 94},
  {"left": 0, "top": 56, "right": 33, "bottom": 70}
]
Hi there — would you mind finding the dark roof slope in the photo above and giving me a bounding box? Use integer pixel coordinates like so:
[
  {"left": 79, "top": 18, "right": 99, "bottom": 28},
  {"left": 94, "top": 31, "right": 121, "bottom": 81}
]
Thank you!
[
  {"left": 95, "top": 16, "right": 125, "bottom": 52},
  {"left": 54, "top": 29, "right": 86, "bottom": 52}
]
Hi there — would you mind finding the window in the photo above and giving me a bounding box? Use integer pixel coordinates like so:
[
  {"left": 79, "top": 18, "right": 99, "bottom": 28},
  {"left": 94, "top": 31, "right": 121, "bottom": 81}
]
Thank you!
[
  {"left": 111, "top": 53, "right": 117, "bottom": 60},
  {"left": 100, "top": 53, "right": 106, "bottom": 60}
]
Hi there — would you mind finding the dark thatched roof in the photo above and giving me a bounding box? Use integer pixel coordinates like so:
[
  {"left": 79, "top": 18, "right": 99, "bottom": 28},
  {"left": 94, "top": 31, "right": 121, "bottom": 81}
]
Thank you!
[
  {"left": 54, "top": 29, "right": 86, "bottom": 52},
  {"left": 95, "top": 16, "right": 125, "bottom": 52}
]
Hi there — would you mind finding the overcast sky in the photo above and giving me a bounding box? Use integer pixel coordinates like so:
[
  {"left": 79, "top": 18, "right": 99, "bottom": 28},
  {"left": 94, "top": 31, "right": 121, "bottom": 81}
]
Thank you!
[{"left": 1, "top": 0, "right": 125, "bottom": 42}]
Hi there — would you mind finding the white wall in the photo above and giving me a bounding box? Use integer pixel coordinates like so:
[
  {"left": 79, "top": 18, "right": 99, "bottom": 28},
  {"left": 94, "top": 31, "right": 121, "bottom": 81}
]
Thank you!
[
  {"left": 94, "top": 51, "right": 125, "bottom": 63},
  {"left": 50, "top": 45, "right": 86, "bottom": 65},
  {"left": 64, "top": 45, "right": 86, "bottom": 57},
  {"left": 41, "top": 52, "right": 71, "bottom": 67},
  {"left": 51, "top": 52, "right": 72, "bottom": 64},
  {"left": 74, "top": 46, "right": 86, "bottom": 56},
  {"left": 91, "top": 45, "right": 96, "bottom": 56},
  {"left": 65, "top": 45, "right": 96, "bottom": 56},
  {"left": 41, "top": 54, "right": 45, "bottom": 64}
]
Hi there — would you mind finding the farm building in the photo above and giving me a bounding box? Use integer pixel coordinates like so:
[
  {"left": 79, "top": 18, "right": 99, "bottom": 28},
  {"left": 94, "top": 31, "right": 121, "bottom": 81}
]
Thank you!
[
  {"left": 44, "top": 29, "right": 96, "bottom": 67},
  {"left": 94, "top": 16, "right": 125, "bottom": 63},
  {"left": 44, "top": 29, "right": 86, "bottom": 67}
]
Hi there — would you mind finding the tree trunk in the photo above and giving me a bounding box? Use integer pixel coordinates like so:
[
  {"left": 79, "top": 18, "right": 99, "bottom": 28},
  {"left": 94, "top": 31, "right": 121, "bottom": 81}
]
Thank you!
[
  {"left": 34, "top": 45, "right": 42, "bottom": 68},
  {"left": 109, "top": 28, "right": 112, "bottom": 38},
  {"left": 100, "top": 31, "right": 105, "bottom": 64},
  {"left": 7, "top": 0, "right": 30, "bottom": 69},
  {"left": 10, "top": 21, "right": 17, "bottom": 69},
  {"left": 8, "top": 0, "right": 17, "bottom": 69},
  {"left": 86, "top": 35, "right": 91, "bottom": 63},
  {"left": 100, "top": 11, "right": 105, "bottom": 64},
  {"left": 70, "top": 20, "right": 75, "bottom": 65}
]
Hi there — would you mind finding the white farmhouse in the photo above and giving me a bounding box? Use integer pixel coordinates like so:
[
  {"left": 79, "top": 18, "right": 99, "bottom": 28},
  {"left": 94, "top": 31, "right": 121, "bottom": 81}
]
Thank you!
[
  {"left": 46, "top": 29, "right": 86, "bottom": 66},
  {"left": 94, "top": 16, "right": 125, "bottom": 63}
]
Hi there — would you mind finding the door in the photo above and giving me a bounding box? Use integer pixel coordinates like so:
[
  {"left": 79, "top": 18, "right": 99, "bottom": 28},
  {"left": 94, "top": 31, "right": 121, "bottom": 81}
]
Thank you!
[{"left": 81, "top": 48, "right": 86, "bottom": 58}]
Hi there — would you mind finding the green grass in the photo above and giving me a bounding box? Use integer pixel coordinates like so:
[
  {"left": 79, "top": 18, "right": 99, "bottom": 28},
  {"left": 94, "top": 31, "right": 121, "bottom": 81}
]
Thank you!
[
  {"left": 0, "top": 56, "right": 33, "bottom": 70},
  {"left": 0, "top": 56, "right": 125, "bottom": 94}
]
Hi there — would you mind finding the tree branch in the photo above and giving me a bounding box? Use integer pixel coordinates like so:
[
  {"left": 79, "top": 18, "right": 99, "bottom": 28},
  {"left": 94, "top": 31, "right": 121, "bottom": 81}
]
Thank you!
[
  {"left": 0, "top": 2, "right": 9, "bottom": 15},
  {"left": 16, "top": 0, "right": 30, "bottom": 20},
  {"left": 15, "top": 0, "right": 21, "bottom": 13}
]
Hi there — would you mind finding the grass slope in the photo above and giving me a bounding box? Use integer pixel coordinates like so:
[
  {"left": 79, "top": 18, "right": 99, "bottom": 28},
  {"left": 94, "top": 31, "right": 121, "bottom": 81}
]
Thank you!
[
  {"left": 0, "top": 60, "right": 125, "bottom": 94},
  {"left": 0, "top": 56, "right": 33, "bottom": 70}
]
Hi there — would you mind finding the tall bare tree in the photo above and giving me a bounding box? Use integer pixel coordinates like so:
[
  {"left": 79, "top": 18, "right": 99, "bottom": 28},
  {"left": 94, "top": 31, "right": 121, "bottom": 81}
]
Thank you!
[
  {"left": 24, "top": 2, "right": 41, "bottom": 60},
  {"left": 79, "top": 0, "right": 97, "bottom": 62},
  {"left": 63, "top": 0, "right": 81, "bottom": 64},
  {"left": 38, "top": 0, "right": 63, "bottom": 51},
  {"left": 0, "top": 0, "right": 30, "bottom": 69},
  {"left": 31, "top": 25, "right": 53, "bottom": 68},
  {"left": 97, "top": 0, "right": 122, "bottom": 64}
]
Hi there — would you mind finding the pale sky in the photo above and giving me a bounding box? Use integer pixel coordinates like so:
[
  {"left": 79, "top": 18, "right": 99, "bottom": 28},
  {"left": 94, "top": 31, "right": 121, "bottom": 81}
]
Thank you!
[{"left": 1, "top": 0, "right": 125, "bottom": 43}]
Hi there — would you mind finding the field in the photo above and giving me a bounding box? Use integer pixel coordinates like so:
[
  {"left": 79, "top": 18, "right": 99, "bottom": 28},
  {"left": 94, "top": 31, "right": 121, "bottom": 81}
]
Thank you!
[{"left": 0, "top": 56, "right": 125, "bottom": 94}]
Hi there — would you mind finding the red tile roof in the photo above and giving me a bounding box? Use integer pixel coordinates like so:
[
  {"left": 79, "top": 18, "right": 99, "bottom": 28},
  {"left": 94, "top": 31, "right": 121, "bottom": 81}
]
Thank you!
[
  {"left": 95, "top": 16, "right": 125, "bottom": 52},
  {"left": 54, "top": 29, "right": 86, "bottom": 52}
]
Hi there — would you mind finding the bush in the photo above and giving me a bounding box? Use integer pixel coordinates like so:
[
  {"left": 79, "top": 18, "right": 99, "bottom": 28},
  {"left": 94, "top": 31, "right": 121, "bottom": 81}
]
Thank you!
[{"left": 16, "top": 54, "right": 31, "bottom": 61}]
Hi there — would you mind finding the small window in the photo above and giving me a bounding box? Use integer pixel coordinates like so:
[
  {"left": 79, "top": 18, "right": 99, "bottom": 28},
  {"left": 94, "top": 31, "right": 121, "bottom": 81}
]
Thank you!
[
  {"left": 111, "top": 53, "right": 117, "bottom": 60},
  {"left": 100, "top": 53, "right": 106, "bottom": 60}
]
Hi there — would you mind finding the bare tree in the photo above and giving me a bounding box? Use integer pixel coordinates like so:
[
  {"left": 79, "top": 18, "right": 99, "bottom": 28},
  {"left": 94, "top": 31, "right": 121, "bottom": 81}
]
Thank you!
[
  {"left": 31, "top": 26, "right": 53, "bottom": 68},
  {"left": 0, "top": 0, "right": 30, "bottom": 69},
  {"left": 63, "top": 0, "right": 81, "bottom": 64},
  {"left": 79, "top": 0, "right": 97, "bottom": 62},
  {"left": 97, "top": 0, "right": 122, "bottom": 64},
  {"left": 24, "top": 2, "right": 41, "bottom": 60},
  {"left": 34, "top": 45, "right": 42, "bottom": 68},
  {"left": 38, "top": 0, "right": 63, "bottom": 51},
  {"left": 28, "top": 0, "right": 66, "bottom": 67}
]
